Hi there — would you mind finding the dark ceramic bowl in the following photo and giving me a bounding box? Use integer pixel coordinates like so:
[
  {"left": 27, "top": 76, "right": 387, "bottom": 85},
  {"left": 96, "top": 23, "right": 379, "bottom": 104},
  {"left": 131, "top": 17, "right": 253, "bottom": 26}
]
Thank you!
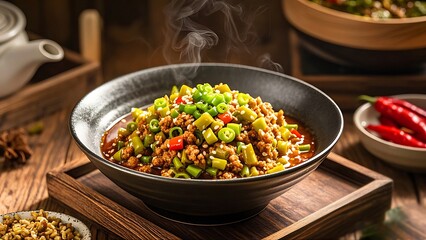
[{"left": 70, "top": 63, "right": 343, "bottom": 223}]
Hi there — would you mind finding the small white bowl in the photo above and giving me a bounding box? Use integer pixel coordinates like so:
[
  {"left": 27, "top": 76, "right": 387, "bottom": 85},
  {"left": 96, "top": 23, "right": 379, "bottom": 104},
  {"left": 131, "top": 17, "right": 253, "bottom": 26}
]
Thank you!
[
  {"left": 0, "top": 210, "right": 91, "bottom": 240},
  {"left": 354, "top": 94, "right": 426, "bottom": 171}
]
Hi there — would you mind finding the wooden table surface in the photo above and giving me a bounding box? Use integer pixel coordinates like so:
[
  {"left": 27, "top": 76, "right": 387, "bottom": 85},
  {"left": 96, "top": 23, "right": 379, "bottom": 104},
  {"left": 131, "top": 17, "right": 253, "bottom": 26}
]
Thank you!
[{"left": 1, "top": 103, "right": 426, "bottom": 239}]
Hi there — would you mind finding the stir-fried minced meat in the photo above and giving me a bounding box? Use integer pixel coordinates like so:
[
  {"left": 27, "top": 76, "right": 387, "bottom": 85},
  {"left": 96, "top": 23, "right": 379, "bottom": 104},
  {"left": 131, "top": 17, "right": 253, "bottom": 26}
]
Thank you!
[{"left": 101, "top": 83, "right": 315, "bottom": 179}]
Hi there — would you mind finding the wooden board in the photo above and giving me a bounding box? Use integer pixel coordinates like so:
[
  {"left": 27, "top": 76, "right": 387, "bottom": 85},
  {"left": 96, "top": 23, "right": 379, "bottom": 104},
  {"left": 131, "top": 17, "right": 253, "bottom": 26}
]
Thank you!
[
  {"left": 0, "top": 40, "right": 101, "bottom": 131},
  {"left": 46, "top": 152, "right": 392, "bottom": 240},
  {"left": 289, "top": 30, "right": 426, "bottom": 111}
]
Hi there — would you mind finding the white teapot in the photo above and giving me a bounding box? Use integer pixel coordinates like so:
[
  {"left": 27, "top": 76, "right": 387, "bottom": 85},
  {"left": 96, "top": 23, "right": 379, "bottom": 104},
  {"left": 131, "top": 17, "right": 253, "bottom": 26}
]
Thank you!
[{"left": 0, "top": 1, "right": 64, "bottom": 97}]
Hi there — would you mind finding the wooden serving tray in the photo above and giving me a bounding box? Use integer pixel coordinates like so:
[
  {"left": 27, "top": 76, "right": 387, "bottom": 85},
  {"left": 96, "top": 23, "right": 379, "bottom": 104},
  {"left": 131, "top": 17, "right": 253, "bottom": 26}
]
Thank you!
[{"left": 46, "top": 152, "right": 392, "bottom": 239}]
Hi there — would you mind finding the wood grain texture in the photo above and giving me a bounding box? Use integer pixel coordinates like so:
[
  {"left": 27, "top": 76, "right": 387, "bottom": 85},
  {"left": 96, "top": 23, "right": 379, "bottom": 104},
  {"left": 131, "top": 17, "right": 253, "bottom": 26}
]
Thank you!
[{"left": 45, "top": 151, "right": 392, "bottom": 240}]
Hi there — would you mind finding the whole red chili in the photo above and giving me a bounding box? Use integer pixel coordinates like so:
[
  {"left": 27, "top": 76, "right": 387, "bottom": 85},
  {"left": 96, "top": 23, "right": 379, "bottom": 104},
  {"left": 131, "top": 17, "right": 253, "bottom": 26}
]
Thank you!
[
  {"left": 382, "top": 96, "right": 426, "bottom": 119},
  {"left": 366, "top": 125, "right": 426, "bottom": 148},
  {"left": 360, "top": 95, "right": 426, "bottom": 142}
]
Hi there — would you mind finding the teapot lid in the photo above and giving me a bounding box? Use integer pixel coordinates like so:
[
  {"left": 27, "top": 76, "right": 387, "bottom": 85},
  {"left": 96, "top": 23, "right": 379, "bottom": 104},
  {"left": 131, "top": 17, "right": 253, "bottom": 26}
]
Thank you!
[{"left": 0, "top": 1, "right": 25, "bottom": 43}]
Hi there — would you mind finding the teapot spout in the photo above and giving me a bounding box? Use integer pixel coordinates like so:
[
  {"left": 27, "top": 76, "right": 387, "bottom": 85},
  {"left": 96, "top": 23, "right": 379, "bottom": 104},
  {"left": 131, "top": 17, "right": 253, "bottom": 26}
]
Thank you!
[{"left": 0, "top": 39, "right": 64, "bottom": 97}]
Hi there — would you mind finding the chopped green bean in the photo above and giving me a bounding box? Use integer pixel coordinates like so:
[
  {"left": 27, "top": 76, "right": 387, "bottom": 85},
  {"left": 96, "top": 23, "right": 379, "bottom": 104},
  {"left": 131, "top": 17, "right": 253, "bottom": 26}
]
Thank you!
[
  {"left": 206, "top": 167, "right": 218, "bottom": 177},
  {"left": 169, "top": 126, "right": 183, "bottom": 139},
  {"left": 143, "top": 133, "right": 155, "bottom": 147},
  {"left": 118, "top": 127, "right": 130, "bottom": 137},
  {"left": 216, "top": 102, "right": 228, "bottom": 113},
  {"left": 174, "top": 172, "right": 191, "bottom": 179},
  {"left": 193, "top": 89, "right": 203, "bottom": 102},
  {"left": 131, "top": 107, "right": 143, "bottom": 120},
  {"left": 299, "top": 144, "right": 311, "bottom": 152},
  {"left": 170, "top": 109, "right": 179, "bottom": 118},
  {"left": 202, "top": 128, "right": 218, "bottom": 145},
  {"left": 237, "top": 93, "right": 251, "bottom": 106},
  {"left": 237, "top": 142, "right": 245, "bottom": 154},
  {"left": 157, "top": 106, "right": 170, "bottom": 118},
  {"left": 240, "top": 165, "right": 250, "bottom": 177},
  {"left": 186, "top": 164, "right": 202, "bottom": 178},
  {"left": 279, "top": 126, "right": 291, "bottom": 141},
  {"left": 193, "top": 110, "right": 202, "bottom": 119},
  {"left": 196, "top": 102, "right": 209, "bottom": 112},
  {"left": 284, "top": 124, "right": 298, "bottom": 130},
  {"left": 210, "top": 120, "right": 224, "bottom": 131},
  {"left": 242, "top": 143, "right": 258, "bottom": 165},
  {"left": 194, "top": 130, "right": 204, "bottom": 145},
  {"left": 184, "top": 104, "right": 197, "bottom": 114},
  {"left": 131, "top": 136, "right": 145, "bottom": 155},
  {"left": 154, "top": 97, "right": 167, "bottom": 109},
  {"left": 202, "top": 93, "right": 215, "bottom": 104},
  {"left": 252, "top": 117, "right": 267, "bottom": 132},
  {"left": 193, "top": 112, "right": 214, "bottom": 130},
  {"left": 156, "top": 131, "right": 166, "bottom": 142},
  {"left": 149, "top": 119, "right": 161, "bottom": 133},
  {"left": 141, "top": 156, "right": 152, "bottom": 164},
  {"left": 267, "top": 163, "right": 284, "bottom": 174},
  {"left": 212, "top": 157, "right": 227, "bottom": 170},
  {"left": 211, "top": 94, "right": 225, "bottom": 106},
  {"left": 223, "top": 92, "right": 232, "bottom": 103},
  {"left": 213, "top": 147, "right": 229, "bottom": 159},
  {"left": 215, "top": 83, "right": 231, "bottom": 93},
  {"left": 207, "top": 106, "right": 218, "bottom": 117},
  {"left": 249, "top": 166, "right": 259, "bottom": 176},
  {"left": 218, "top": 127, "right": 236, "bottom": 143},
  {"left": 173, "top": 157, "right": 184, "bottom": 170},
  {"left": 237, "top": 106, "right": 257, "bottom": 122},
  {"left": 277, "top": 141, "right": 290, "bottom": 155}
]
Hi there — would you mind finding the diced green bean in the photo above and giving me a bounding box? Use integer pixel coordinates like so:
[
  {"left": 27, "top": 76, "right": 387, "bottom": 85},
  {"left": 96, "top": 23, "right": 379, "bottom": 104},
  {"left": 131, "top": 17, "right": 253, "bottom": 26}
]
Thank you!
[
  {"left": 197, "top": 83, "right": 213, "bottom": 93},
  {"left": 212, "top": 157, "right": 227, "bottom": 170},
  {"left": 186, "top": 165, "right": 202, "bottom": 178},
  {"left": 145, "top": 113, "right": 158, "bottom": 125},
  {"left": 237, "top": 106, "right": 257, "bottom": 122},
  {"left": 267, "top": 163, "right": 285, "bottom": 174},
  {"left": 218, "top": 127, "right": 236, "bottom": 143},
  {"left": 131, "top": 107, "right": 143, "bottom": 120},
  {"left": 277, "top": 157, "right": 288, "bottom": 165},
  {"left": 179, "top": 104, "right": 186, "bottom": 112},
  {"left": 171, "top": 85, "right": 179, "bottom": 95},
  {"left": 170, "top": 109, "right": 179, "bottom": 118},
  {"left": 210, "top": 120, "right": 224, "bottom": 131},
  {"left": 143, "top": 133, "right": 155, "bottom": 147},
  {"left": 277, "top": 141, "right": 290, "bottom": 155},
  {"left": 211, "top": 94, "right": 225, "bottom": 106},
  {"left": 149, "top": 119, "right": 161, "bottom": 133},
  {"left": 184, "top": 104, "right": 197, "bottom": 114},
  {"left": 179, "top": 84, "right": 192, "bottom": 96},
  {"left": 207, "top": 106, "right": 218, "bottom": 117},
  {"left": 141, "top": 156, "right": 152, "bottom": 164},
  {"left": 249, "top": 166, "right": 259, "bottom": 176},
  {"left": 169, "top": 126, "right": 183, "bottom": 139},
  {"left": 193, "top": 112, "right": 214, "bottom": 130},
  {"left": 174, "top": 172, "right": 191, "bottom": 179},
  {"left": 224, "top": 92, "right": 233, "bottom": 104},
  {"left": 181, "top": 150, "right": 191, "bottom": 164},
  {"left": 117, "top": 140, "right": 125, "bottom": 150},
  {"left": 173, "top": 157, "right": 184, "bottom": 170},
  {"left": 252, "top": 117, "right": 267, "bottom": 132},
  {"left": 193, "top": 110, "right": 202, "bottom": 119},
  {"left": 193, "top": 89, "right": 203, "bottom": 102},
  {"left": 157, "top": 106, "right": 170, "bottom": 118},
  {"left": 154, "top": 97, "right": 168, "bottom": 109},
  {"left": 237, "top": 93, "right": 251, "bottom": 106},
  {"left": 279, "top": 126, "right": 291, "bottom": 141},
  {"left": 202, "top": 93, "right": 215, "bottom": 104},
  {"left": 299, "top": 144, "right": 311, "bottom": 152},
  {"left": 237, "top": 142, "right": 245, "bottom": 154},
  {"left": 194, "top": 130, "right": 204, "bottom": 146},
  {"left": 202, "top": 128, "right": 218, "bottom": 145},
  {"left": 213, "top": 147, "right": 229, "bottom": 159},
  {"left": 206, "top": 167, "right": 218, "bottom": 177},
  {"left": 113, "top": 149, "right": 122, "bottom": 161},
  {"left": 118, "top": 127, "right": 130, "bottom": 137},
  {"left": 284, "top": 124, "right": 298, "bottom": 130},
  {"left": 216, "top": 102, "right": 228, "bottom": 113},
  {"left": 131, "top": 136, "right": 145, "bottom": 155},
  {"left": 242, "top": 143, "right": 258, "bottom": 165},
  {"left": 196, "top": 102, "right": 209, "bottom": 112},
  {"left": 240, "top": 165, "right": 250, "bottom": 177},
  {"left": 215, "top": 83, "right": 231, "bottom": 93}
]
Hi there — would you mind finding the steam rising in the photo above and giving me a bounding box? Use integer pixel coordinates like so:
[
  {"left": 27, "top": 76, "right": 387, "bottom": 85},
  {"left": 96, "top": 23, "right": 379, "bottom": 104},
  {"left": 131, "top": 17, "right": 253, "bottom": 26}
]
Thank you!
[{"left": 162, "top": 0, "right": 282, "bottom": 84}]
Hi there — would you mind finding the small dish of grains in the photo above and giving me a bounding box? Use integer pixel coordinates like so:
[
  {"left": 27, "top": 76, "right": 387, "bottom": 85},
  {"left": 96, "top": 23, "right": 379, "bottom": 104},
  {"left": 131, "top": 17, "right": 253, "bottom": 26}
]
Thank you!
[{"left": 0, "top": 209, "right": 90, "bottom": 240}]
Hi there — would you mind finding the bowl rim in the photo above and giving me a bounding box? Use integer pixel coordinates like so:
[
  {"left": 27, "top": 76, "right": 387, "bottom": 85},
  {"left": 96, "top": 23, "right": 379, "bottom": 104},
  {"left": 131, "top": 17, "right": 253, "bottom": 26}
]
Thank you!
[
  {"left": 70, "top": 63, "right": 344, "bottom": 184},
  {"left": 0, "top": 210, "right": 91, "bottom": 239},
  {"left": 298, "top": 0, "right": 426, "bottom": 24},
  {"left": 354, "top": 94, "right": 426, "bottom": 152}
]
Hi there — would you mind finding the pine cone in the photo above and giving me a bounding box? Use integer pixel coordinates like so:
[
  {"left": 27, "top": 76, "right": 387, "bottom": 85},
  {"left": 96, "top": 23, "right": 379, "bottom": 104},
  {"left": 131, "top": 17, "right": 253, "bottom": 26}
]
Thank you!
[{"left": 0, "top": 128, "right": 32, "bottom": 165}]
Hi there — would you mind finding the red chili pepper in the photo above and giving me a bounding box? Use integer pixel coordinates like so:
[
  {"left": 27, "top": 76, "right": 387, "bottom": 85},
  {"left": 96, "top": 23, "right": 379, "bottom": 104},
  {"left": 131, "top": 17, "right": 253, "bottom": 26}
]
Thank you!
[
  {"left": 366, "top": 125, "right": 426, "bottom": 148},
  {"left": 169, "top": 135, "right": 184, "bottom": 151},
  {"left": 382, "top": 96, "right": 426, "bottom": 119},
  {"left": 291, "top": 129, "right": 302, "bottom": 138},
  {"left": 218, "top": 112, "right": 233, "bottom": 124},
  {"left": 360, "top": 95, "right": 426, "bottom": 142},
  {"left": 379, "top": 115, "right": 399, "bottom": 128},
  {"left": 175, "top": 96, "right": 186, "bottom": 105}
]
